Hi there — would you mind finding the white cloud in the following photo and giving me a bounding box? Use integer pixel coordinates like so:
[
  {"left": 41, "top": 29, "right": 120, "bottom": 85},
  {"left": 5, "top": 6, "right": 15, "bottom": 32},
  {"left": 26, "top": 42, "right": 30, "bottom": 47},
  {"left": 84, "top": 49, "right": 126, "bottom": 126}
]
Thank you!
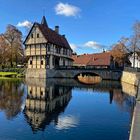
[
  {"left": 55, "top": 2, "right": 81, "bottom": 17},
  {"left": 70, "top": 43, "right": 78, "bottom": 51},
  {"left": 84, "top": 41, "right": 105, "bottom": 50},
  {"left": 56, "top": 115, "right": 79, "bottom": 130},
  {"left": 17, "top": 20, "right": 33, "bottom": 28}
]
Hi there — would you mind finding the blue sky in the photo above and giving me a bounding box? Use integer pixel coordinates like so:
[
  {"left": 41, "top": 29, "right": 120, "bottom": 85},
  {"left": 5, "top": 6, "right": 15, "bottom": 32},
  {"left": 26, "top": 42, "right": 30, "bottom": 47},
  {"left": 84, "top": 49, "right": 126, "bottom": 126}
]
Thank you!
[{"left": 0, "top": 0, "right": 140, "bottom": 54}]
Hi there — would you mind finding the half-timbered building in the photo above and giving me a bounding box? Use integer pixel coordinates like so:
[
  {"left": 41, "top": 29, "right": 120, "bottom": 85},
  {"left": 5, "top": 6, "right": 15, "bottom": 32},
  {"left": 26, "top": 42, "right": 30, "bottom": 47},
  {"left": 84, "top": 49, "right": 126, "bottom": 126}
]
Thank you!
[{"left": 24, "top": 16, "right": 73, "bottom": 78}]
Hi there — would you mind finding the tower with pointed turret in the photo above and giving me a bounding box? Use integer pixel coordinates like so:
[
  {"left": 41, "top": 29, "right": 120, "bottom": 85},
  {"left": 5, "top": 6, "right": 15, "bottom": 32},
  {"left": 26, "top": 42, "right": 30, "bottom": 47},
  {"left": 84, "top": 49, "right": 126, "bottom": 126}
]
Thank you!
[{"left": 24, "top": 16, "right": 73, "bottom": 78}]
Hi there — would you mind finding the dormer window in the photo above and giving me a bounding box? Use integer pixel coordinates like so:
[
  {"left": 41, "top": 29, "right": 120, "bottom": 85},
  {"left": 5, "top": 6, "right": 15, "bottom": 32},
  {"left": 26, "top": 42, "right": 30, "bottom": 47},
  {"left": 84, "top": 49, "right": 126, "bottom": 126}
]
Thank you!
[
  {"left": 37, "top": 33, "right": 39, "bottom": 38},
  {"left": 31, "top": 34, "right": 33, "bottom": 38}
]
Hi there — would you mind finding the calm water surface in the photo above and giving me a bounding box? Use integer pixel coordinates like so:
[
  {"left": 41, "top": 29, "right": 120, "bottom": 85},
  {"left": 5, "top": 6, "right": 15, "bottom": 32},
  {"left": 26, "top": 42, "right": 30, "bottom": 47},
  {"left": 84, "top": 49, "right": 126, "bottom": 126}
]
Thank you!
[{"left": 0, "top": 78, "right": 136, "bottom": 140}]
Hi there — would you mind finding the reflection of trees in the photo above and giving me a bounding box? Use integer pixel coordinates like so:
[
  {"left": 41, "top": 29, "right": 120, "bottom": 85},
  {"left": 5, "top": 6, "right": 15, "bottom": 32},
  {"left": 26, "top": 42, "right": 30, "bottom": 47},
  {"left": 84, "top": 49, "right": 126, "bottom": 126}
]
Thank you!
[
  {"left": 24, "top": 84, "right": 72, "bottom": 133},
  {"left": 0, "top": 79, "right": 24, "bottom": 119}
]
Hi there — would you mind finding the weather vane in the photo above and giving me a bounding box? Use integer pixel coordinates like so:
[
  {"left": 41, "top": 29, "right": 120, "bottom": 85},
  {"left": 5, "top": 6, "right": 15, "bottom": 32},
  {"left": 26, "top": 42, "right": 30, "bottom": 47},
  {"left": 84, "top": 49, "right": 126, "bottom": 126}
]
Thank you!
[{"left": 43, "top": 7, "right": 46, "bottom": 16}]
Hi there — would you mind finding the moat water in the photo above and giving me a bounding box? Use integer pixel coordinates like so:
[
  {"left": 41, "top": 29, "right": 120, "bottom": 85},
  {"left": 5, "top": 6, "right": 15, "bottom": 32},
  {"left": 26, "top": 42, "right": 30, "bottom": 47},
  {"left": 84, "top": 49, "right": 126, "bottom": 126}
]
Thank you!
[{"left": 0, "top": 78, "right": 136, "bottom": 140}]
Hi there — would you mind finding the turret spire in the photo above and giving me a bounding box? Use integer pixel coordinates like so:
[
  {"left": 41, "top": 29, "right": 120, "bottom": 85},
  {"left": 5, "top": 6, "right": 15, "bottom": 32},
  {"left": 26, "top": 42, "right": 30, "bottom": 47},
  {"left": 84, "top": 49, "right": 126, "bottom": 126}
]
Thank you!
[{"left": 41, "top": 16, "right": 48, "bottom": 27}]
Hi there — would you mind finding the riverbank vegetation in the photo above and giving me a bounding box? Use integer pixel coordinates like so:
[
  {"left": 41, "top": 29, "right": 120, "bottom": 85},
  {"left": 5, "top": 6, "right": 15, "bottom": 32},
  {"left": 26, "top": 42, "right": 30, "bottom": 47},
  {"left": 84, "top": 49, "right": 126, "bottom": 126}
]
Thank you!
[{"left": 0, "top": 67, "right": 25, "bottom": 77}]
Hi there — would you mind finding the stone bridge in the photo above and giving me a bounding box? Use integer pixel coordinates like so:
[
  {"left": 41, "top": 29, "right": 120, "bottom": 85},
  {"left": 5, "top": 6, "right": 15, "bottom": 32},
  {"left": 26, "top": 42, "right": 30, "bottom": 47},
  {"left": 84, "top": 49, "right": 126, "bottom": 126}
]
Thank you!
[{"left": 46, "top": 68, "right": 122, "bottom": 80}]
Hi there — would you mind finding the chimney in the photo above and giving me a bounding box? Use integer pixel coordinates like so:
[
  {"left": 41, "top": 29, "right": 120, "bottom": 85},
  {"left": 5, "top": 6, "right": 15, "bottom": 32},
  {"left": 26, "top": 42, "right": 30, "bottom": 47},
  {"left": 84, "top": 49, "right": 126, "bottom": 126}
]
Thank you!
[
  {"left": 55, "top": 26, "right": 59, "bottom": 34},
  {"left": 103, "top": 48, "right": 105, "bottom": 53}
]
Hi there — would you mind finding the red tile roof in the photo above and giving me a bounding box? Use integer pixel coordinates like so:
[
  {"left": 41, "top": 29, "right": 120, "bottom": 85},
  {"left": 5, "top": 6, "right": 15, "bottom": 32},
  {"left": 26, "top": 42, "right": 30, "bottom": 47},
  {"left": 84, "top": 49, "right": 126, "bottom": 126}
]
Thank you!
[
  {"left": 72, "top": 54, "right": 92, "bottom": 66},
  {"left": 37, "top": 23, "right": 72, "bottom": 50},
  {"left": 72, "top": 52, "right": 112, "bottom": 66}
]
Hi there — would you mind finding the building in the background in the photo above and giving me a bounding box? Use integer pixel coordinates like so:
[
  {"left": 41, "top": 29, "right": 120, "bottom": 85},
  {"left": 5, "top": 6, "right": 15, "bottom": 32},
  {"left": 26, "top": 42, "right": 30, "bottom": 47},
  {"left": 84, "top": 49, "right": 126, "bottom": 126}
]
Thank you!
[
  {"left": 72, "top": 52, "right": 114, "bottom": 68},
  {"left": 24, "top": 16, "right": 73, "bottom": 78},
  {"left": 129, "top": 52, "right": 140, "bottom": 68}
]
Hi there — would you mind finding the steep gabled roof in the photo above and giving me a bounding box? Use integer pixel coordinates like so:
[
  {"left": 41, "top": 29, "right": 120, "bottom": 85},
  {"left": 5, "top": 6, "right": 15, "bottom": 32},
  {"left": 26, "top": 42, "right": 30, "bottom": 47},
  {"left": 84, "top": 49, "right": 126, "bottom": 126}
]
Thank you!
[
  {"left": 37, "top": 23, "right": 72, "bottom": 50},
  {"left": 24, "top": 17, "right": 72, "bottom": 51},
  {"left": 23, "top": 22, "right": 39, "bottom": 45}
]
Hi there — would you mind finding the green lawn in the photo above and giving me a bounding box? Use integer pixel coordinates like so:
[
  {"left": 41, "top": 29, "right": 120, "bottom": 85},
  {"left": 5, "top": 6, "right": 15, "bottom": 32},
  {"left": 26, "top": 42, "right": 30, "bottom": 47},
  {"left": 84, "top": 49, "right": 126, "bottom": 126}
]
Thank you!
[{"left": 0, "top": 72, "right": 18, "bottom": 77}]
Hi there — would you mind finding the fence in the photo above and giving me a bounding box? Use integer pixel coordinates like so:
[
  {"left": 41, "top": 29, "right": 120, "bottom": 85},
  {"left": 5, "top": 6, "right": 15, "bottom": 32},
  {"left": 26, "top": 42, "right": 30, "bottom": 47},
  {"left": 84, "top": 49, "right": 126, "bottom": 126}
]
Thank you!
[
  {"left": 56, "top": 66, "right": 122, "bottom": 71},
  {"left": 124, "top": 67, "right": 140, "bottom": 72}
]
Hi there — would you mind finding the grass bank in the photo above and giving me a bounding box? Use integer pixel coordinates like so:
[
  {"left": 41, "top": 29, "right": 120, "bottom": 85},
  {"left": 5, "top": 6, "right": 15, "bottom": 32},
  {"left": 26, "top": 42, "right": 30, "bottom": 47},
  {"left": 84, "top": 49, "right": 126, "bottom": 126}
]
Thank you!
[
  {"left": 0, "top": 72, "right": 17, "bottom": 77},
  {"left": 0, "top": 68, "right": 25, "bottom": 78}
]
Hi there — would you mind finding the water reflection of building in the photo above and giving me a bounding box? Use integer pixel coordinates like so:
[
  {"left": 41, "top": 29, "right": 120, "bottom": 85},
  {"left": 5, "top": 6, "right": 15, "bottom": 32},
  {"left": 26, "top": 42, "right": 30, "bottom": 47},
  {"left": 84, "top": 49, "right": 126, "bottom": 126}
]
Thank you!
[
  {"left": 24, "top": 78, "right": 136, "bottom": 132},
  {"left": 24, "top": 79, "right": 72, "bottom": 132}
]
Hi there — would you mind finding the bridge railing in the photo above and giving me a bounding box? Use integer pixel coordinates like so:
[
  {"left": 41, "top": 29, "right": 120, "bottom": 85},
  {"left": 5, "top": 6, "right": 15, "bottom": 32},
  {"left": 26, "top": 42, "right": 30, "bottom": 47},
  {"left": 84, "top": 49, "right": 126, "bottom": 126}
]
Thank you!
[
  {"left": 124, "top": 67, "right": 140, "bottom": 72},
  {"left": 55, "top": 66, "right": 122, "bottom": 71}
]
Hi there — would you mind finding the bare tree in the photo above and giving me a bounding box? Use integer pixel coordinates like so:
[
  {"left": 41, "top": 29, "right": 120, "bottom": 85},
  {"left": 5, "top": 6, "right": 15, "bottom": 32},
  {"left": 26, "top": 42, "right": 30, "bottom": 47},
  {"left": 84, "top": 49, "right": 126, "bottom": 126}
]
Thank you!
[
  {"left": 4, "top": 25, "right": 23, "bottom": 67},
  {"left": 0, "top": 35, "right": 10, "bottom": 68}
]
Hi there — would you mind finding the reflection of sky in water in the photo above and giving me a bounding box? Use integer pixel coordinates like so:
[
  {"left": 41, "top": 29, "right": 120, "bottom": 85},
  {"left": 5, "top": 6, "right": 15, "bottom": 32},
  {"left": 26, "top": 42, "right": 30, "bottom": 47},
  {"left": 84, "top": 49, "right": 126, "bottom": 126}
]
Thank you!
[
  {"left": 21, "top": 84, "right": 27, "bottom": 111},
  {"left": 0, "top": 79, "right": 136, "bottom": 140},
  {"left": 56, "top": 115, "right": 79, "bottom": 130}
]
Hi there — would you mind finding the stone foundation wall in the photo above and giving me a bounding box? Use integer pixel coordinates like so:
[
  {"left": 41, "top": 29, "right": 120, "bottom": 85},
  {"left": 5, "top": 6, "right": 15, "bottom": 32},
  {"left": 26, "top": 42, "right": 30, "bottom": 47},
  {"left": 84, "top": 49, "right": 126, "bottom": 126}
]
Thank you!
[
  {"left": 121, "top": 71, "right": 140, "bottom": 86},
  {"left": 121, "top": 82, "right": 137, "bottom": 96},
  {"left": 26, "top": 68, "right": 47, "bottom": 79}
]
